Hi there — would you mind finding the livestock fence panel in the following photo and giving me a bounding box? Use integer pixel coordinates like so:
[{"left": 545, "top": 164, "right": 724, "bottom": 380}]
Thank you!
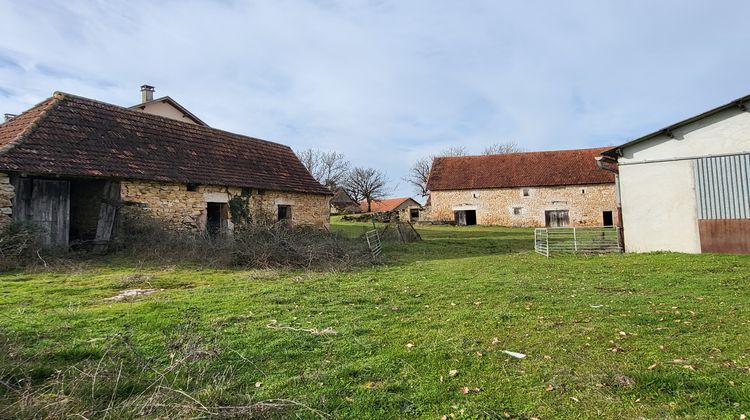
[{"left": 534, "top": 226, "right": 622, "bottom": 257}]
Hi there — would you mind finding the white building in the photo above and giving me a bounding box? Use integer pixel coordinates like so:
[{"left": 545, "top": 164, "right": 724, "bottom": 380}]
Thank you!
[{"left": 601, "top": 94, "right": 750, "bottom": 254}]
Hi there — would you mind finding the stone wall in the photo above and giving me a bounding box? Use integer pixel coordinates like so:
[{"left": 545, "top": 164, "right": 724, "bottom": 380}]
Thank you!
[
  {"left": 0, "top": 172, "right": 13, "bottom": 227},
  {"left": 120, "top": 180, "right": 330, "bottom": 231},
  {"left": 429, "top": 183, "right": 617, "bottom": 227}
]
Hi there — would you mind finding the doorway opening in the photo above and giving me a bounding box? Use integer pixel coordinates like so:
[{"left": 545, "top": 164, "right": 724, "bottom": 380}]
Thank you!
[
  {"left": 454, "top": 210, "right": 477, "bottom": 226},
  {"left": 602, "top": 210, "right": 614, "bottom": 227},
  {"left": 545, "top": 210, "right": 570, "bottom": 227},
  {"left": 409, "top": 208, "right": 420, "bottom": 221},
  {"left": 206, "top": 202, "right": 228, "bottom": 235}
]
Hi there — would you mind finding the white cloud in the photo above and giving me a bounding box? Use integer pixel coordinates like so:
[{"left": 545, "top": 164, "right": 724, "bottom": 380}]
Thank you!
[{"left": 1, "top": 0, "right": 749, "bottom": 197}]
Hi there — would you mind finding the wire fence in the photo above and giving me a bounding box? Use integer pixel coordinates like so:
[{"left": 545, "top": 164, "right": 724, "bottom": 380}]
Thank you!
[{"left": 535, "top": 226, "right": 622, "bottom": 257}]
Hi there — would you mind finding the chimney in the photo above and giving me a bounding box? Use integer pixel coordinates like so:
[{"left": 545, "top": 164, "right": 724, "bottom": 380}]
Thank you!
[
  {"left": 140, "top": 84, "right": 155, "bottom": 103},
  {"left": 3, "top": 113, "right": 17, "bottom": 122}
]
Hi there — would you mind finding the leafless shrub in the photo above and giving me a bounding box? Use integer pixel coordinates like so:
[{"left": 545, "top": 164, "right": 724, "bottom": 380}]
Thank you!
[
  {"left": 114, "top": 212, "right": 372, "bottom": 270},
  {"left": 0, "top": 223, "right": 43, "bottom": 270}
]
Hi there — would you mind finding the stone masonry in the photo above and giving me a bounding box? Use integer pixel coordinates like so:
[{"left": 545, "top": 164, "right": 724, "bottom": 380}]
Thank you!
[
  {"left": 429, "top": 183, "right": 616, "bottom": 227},
  {"left": 120, "top": 180, "right": 330, "bottom": 231},
  {"left": 0, "top": 172, "right": 13, "bottom": 227}
]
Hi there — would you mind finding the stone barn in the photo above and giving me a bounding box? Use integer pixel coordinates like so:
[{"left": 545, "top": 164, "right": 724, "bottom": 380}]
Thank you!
[
  {"left": 0, "top": 91, "right": 331, "bottom": 247},
  {"left": 426, "top": 148, "right": 617, "bottom": 227}
]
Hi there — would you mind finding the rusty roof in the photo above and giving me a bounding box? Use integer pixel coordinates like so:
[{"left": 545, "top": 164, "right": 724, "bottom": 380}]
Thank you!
[
  {"left": 360, "top": 197, "right": 421, "bottom": 213},
  {"left": 0, "top": 92, "right": 330, "bottom": 195},
  {"left": 427, "top": 147, "right": 614, "bottom": 191}
]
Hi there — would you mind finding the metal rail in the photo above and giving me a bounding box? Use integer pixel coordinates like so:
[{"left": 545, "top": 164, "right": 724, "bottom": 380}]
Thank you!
[
  {"left": 365, "top": 229, "right": 382, "bottom": 257},
  {"left": 535, "top": 226, "right": 622, "bottom": 257}
]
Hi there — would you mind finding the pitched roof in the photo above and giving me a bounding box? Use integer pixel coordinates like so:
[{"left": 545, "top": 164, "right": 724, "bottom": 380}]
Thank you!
[
  {"left": 129, "top": 96, "right": 208, "bottom": 126},
  {"left": 427, "top": 147, "right": 614, "bottom": 191},
  {"left": 602, "top": 93, "right": 750, "bottom": 157},
  {"left": 0, "top": 92, "right": 330, "bottom": 195},
  {"left": 331, "top": 187, "right": 356, "bottom": 205},
  {"left": 360, "top": 197, "right": 420, "bottom": 213}
]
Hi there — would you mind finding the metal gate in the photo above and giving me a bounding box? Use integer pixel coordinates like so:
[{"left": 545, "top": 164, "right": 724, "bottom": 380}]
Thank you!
[{"left": 534, "top": 226, "right": 622, "bottom": 257}]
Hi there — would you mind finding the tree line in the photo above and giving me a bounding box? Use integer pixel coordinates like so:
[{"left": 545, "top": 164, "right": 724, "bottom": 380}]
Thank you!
[{"left": 297, "top": 141, "right": 522, "bottom": 211}]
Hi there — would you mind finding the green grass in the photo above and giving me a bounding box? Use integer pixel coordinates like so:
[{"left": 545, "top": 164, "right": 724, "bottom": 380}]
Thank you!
[{"left": 1, "top": 220, "right": 749, "bottom": 418}]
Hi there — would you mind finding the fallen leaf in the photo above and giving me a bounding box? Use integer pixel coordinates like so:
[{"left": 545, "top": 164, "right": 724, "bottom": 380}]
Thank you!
[
  {"left": 648, "top": 363, "right": 658, "bottom": 370},
  {"left": 570, "top": 396, "right": 580, "bottom": 403},
  {"left": 255, "top": 381, "right": 262, "bottom": 388},
  {"left": 461, "top": 386, "right": 481, "bottom": 394},
  {"left": 618, "top": 331, "right": 627, "bottom": 337},
  {"left": 544, "top": 355, "right": 552, "bottom": 360},
  {"left": 449, "top": 369, "right": 459, "bottom": 377},
  {"left": 406, "top": 343, "right": 414, "bottom": 349},
  {"left": 545, "top": 384, "right": 554, "bottom": 392},
  {"left": 476, "top": 351, "right": 483, "bottom": 357},
  {"left": 683, "top": 365, "right": 695, "bottom": 371},
  {"left": 491, "top": 337, "right": 500, "bottom": 345}
]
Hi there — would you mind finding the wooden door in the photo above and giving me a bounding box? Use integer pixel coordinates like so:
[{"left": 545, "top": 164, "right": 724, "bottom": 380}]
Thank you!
[
  {"left": 545, "top": 210, "right": 570, "bottom": 227},
  {"left": 94, "top": 181, "right": 121, "bottom": 244},
  {"left": 30, "top": 179, "right": 70, "bottom": 246}
]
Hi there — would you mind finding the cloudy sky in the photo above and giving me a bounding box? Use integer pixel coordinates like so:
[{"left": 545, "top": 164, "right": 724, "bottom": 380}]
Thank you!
[{"left": 1, "top": 1, "right": 749, "bottom": 198}]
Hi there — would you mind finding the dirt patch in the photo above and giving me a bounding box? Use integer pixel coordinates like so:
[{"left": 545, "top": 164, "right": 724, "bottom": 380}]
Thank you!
[{"left": 104, "top": 288, "right": 162, "bottom": 302}]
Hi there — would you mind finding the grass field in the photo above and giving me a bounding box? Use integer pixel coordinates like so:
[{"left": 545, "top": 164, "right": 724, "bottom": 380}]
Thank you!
[{"left": 1, "top": 219, "right": 749, "bottom": 418}]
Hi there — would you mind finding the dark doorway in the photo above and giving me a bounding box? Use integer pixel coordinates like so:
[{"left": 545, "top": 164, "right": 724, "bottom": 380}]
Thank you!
[
  {"left": 409, "top": 208, "right": 420, "bottom": 221},
  {"left": 545, "top": 210, "right": 570, "bottom": 227},
  {"left": 206, "top": 202, "right": 228, "bottom": 235},
  {"left": 277, "top": 205, "right": 292, "bottom": 222},
  {"left": 602, "top": 211, "right": 614, "bottom": 227},
  {"left": 454, "top": 210, "right": 477, "bottom": 226},
  {"left": 69, "top": 179, "right": 106, "bottom": 243}
]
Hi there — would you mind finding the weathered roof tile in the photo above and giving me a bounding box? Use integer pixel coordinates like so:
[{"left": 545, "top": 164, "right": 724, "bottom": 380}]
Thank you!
[
  {"left": 427, "top": 147, "right": 614, "bottom": 191},
  {"left": 0, "top": 92, "right": 329, "bottom": 195}
]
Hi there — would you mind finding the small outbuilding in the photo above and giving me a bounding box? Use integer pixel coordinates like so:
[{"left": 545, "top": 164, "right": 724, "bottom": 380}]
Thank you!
[
  {"left": 360, "top": 197, "right": 423, "bottom": 222},
  {"left": 601, "top": 94, "right": 750, "bottom": 254}
]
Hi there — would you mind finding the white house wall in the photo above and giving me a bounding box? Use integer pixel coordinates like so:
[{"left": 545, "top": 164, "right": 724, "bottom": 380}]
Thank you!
[
  {"left": 618, "top": 106, "right": 750, "bottom": 253},
  {"left": 619, "top": 160, "right": 701, "bottom": 253}
]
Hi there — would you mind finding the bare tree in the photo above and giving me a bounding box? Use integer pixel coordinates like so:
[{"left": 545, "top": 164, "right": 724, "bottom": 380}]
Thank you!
[
  {"left": 482, "top": 141, "right": 523, "bottom": 155},
  {"left": 296, "top": 149, "right": 350, "bottom": 189},
  {"left": 343, "top": 167, "right": 389, "bottom": 212},
  {"left": 404, "top": 157, "right": 431, "bottom": 198},
  {"left": 439, "top": 145, "right": 468, "bottom": 157},
  {"left": 403, "top": 146, "right": 467, "bottom": 198}
]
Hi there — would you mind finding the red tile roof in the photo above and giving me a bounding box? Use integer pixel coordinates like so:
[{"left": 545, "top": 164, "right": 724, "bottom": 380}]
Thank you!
[
  {"left": 360, "top": 197, "right": 419, "bottom": 213},
  {"left": 427, "top": 147, "right": 614, "bottom": 191},
  {"left": 0, "top": 92, "right": 330, "bottom": 195}
]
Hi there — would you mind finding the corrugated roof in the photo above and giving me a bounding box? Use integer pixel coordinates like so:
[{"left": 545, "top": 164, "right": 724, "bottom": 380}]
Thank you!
[
  {"left": 427, "top": 147, "right": 614, "bottom": 191},
  {"left": 0, "top": 92, "right": 330, "bottom": 195}
]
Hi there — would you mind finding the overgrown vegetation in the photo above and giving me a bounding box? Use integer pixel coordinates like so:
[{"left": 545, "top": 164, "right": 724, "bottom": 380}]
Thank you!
[
  {"left": 0, "top": 223, "right": 44, "bottom": 270},
  {"left": 0, "top": 221, "right": 748, "bottom": 418},
  {"left": 0, "top": 214, "right": 372, "bottom": 272}
]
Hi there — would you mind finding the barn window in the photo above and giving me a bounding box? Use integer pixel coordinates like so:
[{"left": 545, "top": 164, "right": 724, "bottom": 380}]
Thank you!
[
  {"left": 278, "top": 205, "right": 292, "bottom": 221},
  {"left": 513, "top": 207, "right": 522, "bottom": 215},
  {"left": 522, "top": 188, "right": 530, "bottom": 197},
  {"left": 186, "top": 183, "right": 198, "bottom": 192}
]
